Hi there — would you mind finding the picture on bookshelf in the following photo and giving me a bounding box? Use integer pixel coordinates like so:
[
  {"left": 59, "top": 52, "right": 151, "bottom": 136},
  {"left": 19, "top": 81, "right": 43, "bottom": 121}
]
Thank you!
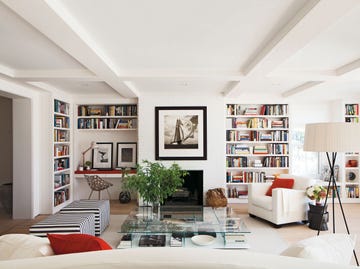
[
  {"left": 116, "top": 142, "right": 137, "bottom": 168},
  {"left": 321, "top": 164, "right": 339, "bottom": 181},
  {"left": 92, "top": 142, "right": 113, "bottom": 170},
  {"left": 155, "top": 106, "right": 207, "bottom": 160}
]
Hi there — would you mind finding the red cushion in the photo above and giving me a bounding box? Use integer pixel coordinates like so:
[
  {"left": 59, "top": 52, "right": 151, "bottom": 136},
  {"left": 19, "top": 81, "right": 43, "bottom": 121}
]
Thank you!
[
  {"left": 47, "top": 233, "right": 112, "bottom": 255},
  {"left": 265, "top": 178, "right": 294, "bottom": 196}
]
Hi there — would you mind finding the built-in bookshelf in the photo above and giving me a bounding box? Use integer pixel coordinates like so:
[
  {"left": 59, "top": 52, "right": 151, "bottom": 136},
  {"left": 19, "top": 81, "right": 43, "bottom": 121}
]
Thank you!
[
  {"left": 73, "top": 102, "right": 138, "bottom": 199},
  {"left": 225, "top": 104, "right": 290, "bottom": 203},
  {"left": 53, "top": 99, "right": 72, "bottom": 211},
  {"left": 344, "top": 103, "right": 360, "bottom": 201},
  {"left": 77, "top": 104, "right": 137, "bottom": 130}
]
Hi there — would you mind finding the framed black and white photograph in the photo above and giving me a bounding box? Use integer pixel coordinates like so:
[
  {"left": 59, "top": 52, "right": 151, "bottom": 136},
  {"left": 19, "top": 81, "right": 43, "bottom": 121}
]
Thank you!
[
  {"left": 92, "top": 142, "right": 113, "bottom": 170},
  {"left": 155, "top": 106, "right": 207, "bottom": 160},
  {"left": 116, "top": 142, "right": 137, "bottom": 168}
]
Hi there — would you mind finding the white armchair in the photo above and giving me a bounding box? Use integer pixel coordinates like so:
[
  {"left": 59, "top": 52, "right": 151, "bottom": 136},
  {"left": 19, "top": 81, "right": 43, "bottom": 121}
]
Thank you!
[{"left": 248, "top": 174, "right": 314, "bottom": 227}]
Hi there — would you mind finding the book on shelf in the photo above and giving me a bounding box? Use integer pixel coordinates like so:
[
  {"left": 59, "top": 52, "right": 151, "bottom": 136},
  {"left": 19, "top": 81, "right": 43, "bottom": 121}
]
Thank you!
[
  {"left": 259, "top": 133, "right": 272, "bottom": 141},
  {"left": 345, "top": 104, "right": 359, "bottom": 116},
  {"left": 253, "top": 145, "right": 268, "bottom": 154},
  {"left": 253, "top": 159, "right": 263, "bottom": 168},
  {"left": 244, "top": 107, "right": 258, "bottom": 115},
  {"left": 231, "top": 175, "right": 243, "bottom": 183},
  {"left": 260, "top": 104, "right": 288, "bottom": 116},
  {"left": 227, "top": 157, "right": 248, "bottom": 168},
  {"left": 138, "top": 235, "right": 166, "bottom": 247},
  {"left": 232, "top": 118, "right": 247, "bottom": 128},
  {"left": 170, "top": 235, "right": 183, "bottom": 247},
  {"left": 225, "top": 234, "right": 245, "bottom": 243}
]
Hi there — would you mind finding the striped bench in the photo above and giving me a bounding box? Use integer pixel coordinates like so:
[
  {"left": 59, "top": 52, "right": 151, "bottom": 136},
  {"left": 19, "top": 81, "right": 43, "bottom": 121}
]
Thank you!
[
  {"left": 29, "top": 213, "right": 95, "bottom": 237},
  {"left": 60, "top": 200, "right": 110, "bottom": 236}
]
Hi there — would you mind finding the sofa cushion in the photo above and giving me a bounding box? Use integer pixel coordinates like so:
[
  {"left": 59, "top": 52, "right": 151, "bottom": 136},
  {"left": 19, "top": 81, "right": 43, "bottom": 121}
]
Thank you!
[
  {"left": 47, "top": 233, "right": 112, "bottom": 255},
  {"left": 251, "top": 195, "right": 272, "bottom": 210},
  {"left": 265, "top": 178, "right": 294, "bottom": 196},
  {"left": 0, "top": 234, "right": 54, "bottom": 260},
  {"left": 280, "top": 233, "right": 356, "bottom": 265}
]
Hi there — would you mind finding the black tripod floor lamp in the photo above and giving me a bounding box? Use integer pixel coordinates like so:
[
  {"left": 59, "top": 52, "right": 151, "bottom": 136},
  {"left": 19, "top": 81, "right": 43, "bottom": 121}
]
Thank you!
[{"left": 304, "top": 122, "right": 360, "bottom": 266}]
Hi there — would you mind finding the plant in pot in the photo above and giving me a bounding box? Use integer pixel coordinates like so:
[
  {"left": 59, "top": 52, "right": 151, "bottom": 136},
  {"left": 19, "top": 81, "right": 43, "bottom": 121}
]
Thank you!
[
  {"left": 84, "top": 161, "right": 92, "bottom": 170},
  {"left": 123, "top": 160, "right": 188, "bottom": 219}
]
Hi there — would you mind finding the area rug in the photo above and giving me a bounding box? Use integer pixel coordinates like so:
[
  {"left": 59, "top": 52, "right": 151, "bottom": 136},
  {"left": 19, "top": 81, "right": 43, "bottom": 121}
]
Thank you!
[{"left": 101, "top": 214, "right": 289, "bottom": 254}]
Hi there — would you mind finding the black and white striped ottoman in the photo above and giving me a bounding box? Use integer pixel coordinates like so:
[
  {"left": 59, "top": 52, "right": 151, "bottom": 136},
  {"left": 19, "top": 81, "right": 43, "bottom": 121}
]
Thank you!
[
  {"left": 29, "top": 213, "right": 95, "bottom": 237},
  {"left": 60, "top": 200, "right": 110, "bottom": 236}
]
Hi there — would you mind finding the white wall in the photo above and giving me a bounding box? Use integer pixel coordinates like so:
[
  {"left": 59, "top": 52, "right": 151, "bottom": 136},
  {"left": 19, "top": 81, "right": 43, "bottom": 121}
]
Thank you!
[{"left": 138, "top": 90, "right": 225, "bottom": 203}]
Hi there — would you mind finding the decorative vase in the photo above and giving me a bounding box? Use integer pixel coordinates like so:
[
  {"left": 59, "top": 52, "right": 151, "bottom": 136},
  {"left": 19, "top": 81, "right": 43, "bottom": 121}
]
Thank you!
[
  {"left": 152, "top": 202, "right": 161, "bottom": 220},
  {"left": 119, "top": 191, "right": 131, "bottom": 204},
  {"left": 308, "top": 203, "right": 328, "bottom": 231}
]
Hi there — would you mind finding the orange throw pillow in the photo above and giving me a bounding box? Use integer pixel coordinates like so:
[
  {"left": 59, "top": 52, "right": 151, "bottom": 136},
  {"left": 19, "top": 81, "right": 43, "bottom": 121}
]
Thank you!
[
  {"left": 265, "top": 178, "right": 294, "bottom": 196},
  {"left": 47, "top": 233, "right": 112, "bottom": 255}
]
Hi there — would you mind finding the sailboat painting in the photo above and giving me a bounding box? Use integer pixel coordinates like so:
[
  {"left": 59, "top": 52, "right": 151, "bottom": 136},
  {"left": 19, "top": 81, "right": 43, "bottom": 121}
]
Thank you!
[
  {"left": 164, "top": 115, "right": 198, "bottom": 149},
  {"left": 155, "top": 106, "right": 207, "bottom": 160}
]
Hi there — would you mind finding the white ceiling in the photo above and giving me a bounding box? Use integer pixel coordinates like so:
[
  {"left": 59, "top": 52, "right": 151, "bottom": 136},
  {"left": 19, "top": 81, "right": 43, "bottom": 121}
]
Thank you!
[{"left": 1, "top": 0, "right": 360, "bottom": 102}]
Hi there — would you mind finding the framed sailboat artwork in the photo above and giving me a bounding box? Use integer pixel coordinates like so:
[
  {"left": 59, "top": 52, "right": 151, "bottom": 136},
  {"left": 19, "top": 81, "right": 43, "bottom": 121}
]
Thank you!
[{"left": 155, "top": 106, "right": 207, "bottom": 160}]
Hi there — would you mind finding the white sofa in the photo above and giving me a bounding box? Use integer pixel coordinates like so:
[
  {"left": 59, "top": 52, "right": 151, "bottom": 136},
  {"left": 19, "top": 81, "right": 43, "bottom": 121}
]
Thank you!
[
  {"left": 248, "top": 174, "right": 313, "bottom": 227},
  {"left": 0, "top": 233, "right": 357, "bottom": 268},
  {"left": 0, "top": 247, "right": 357, "bottom": 269}
]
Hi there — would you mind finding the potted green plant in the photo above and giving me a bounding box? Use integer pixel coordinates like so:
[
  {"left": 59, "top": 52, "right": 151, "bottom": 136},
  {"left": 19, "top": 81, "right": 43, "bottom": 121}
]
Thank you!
[
  {"left": 124, "top": 160, "right": 188, "bottom": 218},
  {"left": 85, "top": 161, "right": 92, "bottom": 170}
]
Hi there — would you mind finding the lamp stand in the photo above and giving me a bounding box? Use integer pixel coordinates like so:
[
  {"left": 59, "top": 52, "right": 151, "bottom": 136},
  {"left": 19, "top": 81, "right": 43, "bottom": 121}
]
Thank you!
[{"left": 319, "top": 152, "right": 358, "bottom": 266}]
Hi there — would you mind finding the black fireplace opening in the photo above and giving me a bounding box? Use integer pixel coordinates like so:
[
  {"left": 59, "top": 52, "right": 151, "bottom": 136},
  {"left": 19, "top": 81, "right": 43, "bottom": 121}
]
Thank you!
[
  {"left": 161, "top": 170, "right": 204, "bottom": 220},
  {"left": 162, "top": 170, "right": 203, "bottom": 206}
]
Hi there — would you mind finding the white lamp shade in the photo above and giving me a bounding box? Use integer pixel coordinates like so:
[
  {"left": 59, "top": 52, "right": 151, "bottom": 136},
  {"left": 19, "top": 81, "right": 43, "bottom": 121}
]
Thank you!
[{"left": 304, "top": 122, "right": 360, "bottom": 152}]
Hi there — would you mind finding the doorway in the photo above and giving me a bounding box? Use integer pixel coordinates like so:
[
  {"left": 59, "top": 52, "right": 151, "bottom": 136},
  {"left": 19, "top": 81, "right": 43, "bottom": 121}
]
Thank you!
[{"left": 0, "top": 96, "right": 13, "bottom": 219}]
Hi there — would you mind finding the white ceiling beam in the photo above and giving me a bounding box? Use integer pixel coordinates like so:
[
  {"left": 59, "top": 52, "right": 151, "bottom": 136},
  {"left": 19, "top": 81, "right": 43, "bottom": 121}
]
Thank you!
[
  {"left": 226, "top": 0, "right": 360, "bottom": 96},
  {"left": 0, "top": 64, "right": 15, "bottom": 77},
  {"left": 336, "top": 58, "right": 360, "bottom": 76},
  {"left": 2, "top": 0, "right": 138, "bottom": 98},
  {"left": 242, "top": 0, "right": 320, "bottom": 75},
  {"left": 244, "top": 0, "right": 360, "bottom": 76},
  {"left": 119, "top": 70, "right": 244, "bottom": 81},
  {"left": 281, "top": 81, "right": 323, "bottom": 97},
  {"left": 14, "top": 69, "right": 101, "bottom": 81},
  {"left": 222, "top": 81, "right": 241, "bottom": 96},
  {"left": 269, "top": 69, "right": 336, "bottom": 80}
]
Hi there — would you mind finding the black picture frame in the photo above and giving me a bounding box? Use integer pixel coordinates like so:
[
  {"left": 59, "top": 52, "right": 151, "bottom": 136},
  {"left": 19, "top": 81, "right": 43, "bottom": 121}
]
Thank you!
[
  {"left": 155, "top": 106, "right": 207, "bottom": 160},
  {"left": 92, "top": 142, "right": 113, "bottom": 170},
  {"left": 116, "top": 142, "right": 137, "bottom": 168}
]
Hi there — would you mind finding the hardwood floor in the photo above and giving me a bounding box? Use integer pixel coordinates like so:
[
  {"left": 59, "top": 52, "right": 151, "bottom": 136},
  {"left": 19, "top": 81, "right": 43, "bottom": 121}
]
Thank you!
[
  {"left": 0, "top": 200, "right": 137, "bottom": 235},
  {"left": 1, "top": 200, "right": 359, "bottom": 264}
]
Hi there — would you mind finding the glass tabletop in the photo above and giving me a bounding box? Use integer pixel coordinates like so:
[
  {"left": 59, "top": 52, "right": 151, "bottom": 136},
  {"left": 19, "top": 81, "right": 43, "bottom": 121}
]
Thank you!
[{"left": 120, "top": 206, "right": 250, "bottom": 235}]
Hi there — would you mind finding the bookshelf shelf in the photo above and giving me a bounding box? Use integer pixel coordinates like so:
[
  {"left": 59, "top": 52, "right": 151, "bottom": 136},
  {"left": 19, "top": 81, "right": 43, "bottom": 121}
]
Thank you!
[
  {"left": 74, "top": 102, "right": 138, "bottom": 199},
  {"left": 342, "top": 103, "right": 360, "bottom": 201},
  {"left": 225, "top": 103, "right": 290, "bottom": 202},
  {"left": 76, "top": 104, "right": 137, "bottom": 130},
  {"left": 53, "top": 99, "right": 72, "bottom": 212}
]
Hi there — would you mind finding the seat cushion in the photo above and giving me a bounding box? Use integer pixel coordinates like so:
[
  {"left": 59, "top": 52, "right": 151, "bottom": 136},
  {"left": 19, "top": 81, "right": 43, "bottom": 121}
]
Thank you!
[
  {"left": 47, "top": 233, "right": 112, "bottom": 255},
  {"left": 265, "top": 178, "right": 294, "bottom": 196},
  {"left": 0, "top": 234, "right": 54, "bottom": 260},
  {"left": 281, "top": 233, "right": 356, "bottom": 265},
  {"left": 251, "top": 195, "right": 272, "bottom": 211}
]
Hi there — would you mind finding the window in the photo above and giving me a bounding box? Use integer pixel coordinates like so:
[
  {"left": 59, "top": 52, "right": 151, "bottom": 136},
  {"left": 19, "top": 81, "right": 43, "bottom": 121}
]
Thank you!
[{"left": 291, "top": 128, "right": 319, "bottom": 177}]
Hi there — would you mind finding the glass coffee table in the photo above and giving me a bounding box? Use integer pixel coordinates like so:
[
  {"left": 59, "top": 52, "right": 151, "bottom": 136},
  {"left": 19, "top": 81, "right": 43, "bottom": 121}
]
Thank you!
[{"left": 118, "top": 206, "right": 250, "bottom": 248}]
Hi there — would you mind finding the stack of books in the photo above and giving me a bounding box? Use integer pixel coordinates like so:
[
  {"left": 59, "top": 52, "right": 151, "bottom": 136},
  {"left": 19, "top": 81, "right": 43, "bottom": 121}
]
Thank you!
[
  {"left": 253, "top": 145, "right": 268, "bottom": 154},
  {"left": 224, "top": 234, "right": 249, "bottom": 249},
  {"left": 253, "top": 160, "right": 263, "bottom": 168},
  {"left": 117, "top": 234, "right": 132, "bottom": 249},
  {"left": 244, "top": 107, "right": 258, "bottom": 115}
]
